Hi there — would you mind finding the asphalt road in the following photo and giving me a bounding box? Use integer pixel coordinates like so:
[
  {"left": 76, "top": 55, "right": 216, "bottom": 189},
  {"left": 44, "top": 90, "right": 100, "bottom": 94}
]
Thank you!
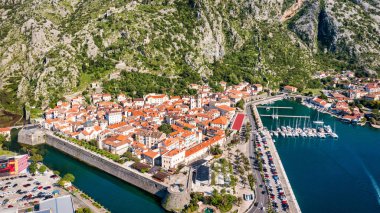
[{"left": 246, "top": 105, "right": 269, "bottom": 213}]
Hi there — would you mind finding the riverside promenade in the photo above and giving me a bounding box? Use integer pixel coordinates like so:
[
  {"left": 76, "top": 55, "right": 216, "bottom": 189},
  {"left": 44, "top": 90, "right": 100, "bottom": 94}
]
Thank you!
[{"left": 251, "top": 102, "right": 302, "bottom": 213}]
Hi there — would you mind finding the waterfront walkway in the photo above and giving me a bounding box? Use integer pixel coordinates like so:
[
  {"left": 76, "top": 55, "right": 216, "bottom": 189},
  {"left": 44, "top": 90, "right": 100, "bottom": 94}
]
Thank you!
[{"left": 252, "top": 104, "right": 301, "bottom": 213}]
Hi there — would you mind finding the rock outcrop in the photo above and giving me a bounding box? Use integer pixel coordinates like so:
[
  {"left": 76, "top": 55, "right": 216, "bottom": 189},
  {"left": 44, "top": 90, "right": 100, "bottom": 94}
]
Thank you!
[{"left": 1, "top": 0, "right": 380, "bottom": 111}]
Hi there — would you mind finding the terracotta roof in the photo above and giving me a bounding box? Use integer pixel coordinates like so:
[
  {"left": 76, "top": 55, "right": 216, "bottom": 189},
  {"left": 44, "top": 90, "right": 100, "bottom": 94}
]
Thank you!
[
  {"left": 217, "top": 105, "right": 235, "bottom": 112},
  {"left": 108, "top": 122, "right": 127, "bottom": 129},
  {"left": 211, "top": 116, "right": 228, "bottom": 125},
  {"left": 0, "top": 127, "right": 11, "bottom": 132},
  {"left": 163, "top": 138, "right": 179, "bottom": 147},
  {"left": 143, "top": 150, "right": 159, "bottom": 159},
  {"left": 185, "top": 135, "right": 222, "bottom": 157},
  {"left": 103, "top": 134, "right": 131, "bottom": 147},
  {"left": 165, "top": 148, "right": 183, "bottom": 157}
]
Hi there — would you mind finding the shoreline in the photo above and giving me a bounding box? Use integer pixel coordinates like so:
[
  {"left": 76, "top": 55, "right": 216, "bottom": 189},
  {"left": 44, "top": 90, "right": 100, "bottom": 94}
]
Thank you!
[
  {"left": 300, "top": 100, "right": 377, "bottom": 128},
  {"left": 251, "top": 103, "right": 302, "bottom": 213}
]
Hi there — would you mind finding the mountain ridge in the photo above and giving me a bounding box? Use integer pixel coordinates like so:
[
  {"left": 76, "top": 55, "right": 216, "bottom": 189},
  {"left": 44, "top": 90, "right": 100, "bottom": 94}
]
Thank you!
[{"left": 0, "top": 0, "right": 379, "bottom": 112}]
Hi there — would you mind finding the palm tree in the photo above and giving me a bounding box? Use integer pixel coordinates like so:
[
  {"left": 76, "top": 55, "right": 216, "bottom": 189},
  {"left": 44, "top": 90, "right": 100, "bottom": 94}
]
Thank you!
[{"left": 227, "top": 147, "right": 232, "bottom": 158}]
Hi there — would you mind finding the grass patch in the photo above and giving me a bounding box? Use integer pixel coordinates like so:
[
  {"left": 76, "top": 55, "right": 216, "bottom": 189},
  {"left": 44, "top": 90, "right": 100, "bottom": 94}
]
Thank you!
[
  {"left": 303, "top": 88, "right": 322, "bottom": 95},
  {"left": 0, "top": 149, "right": 15, "bottom": 156}
]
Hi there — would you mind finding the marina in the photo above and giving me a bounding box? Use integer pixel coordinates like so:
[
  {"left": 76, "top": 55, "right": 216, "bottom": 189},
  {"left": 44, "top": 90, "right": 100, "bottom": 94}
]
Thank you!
[
  {"left": 250, "top": 103, "right": 302, "bottom": 213},
  {"left": 261, "top": 106, "right": 339, "bottom": 139},
  {"left": 269, "top": 125, "right": 338, "bottom": 139},
  {"left": 258, "top": 100, "right": 380, "bottom": 213}
]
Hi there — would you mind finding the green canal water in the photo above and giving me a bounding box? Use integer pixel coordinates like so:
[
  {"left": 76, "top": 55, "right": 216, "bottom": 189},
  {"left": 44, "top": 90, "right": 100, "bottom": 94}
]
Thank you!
[
  {"left": 258, "top": 100, "right": 380, "bottom": 213},
  {"left": 42, "top": 146, "right": 165, "bottom": 213}
]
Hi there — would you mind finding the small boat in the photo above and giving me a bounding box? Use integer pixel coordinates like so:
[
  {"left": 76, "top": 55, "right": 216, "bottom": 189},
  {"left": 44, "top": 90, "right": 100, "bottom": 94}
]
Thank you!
[
  {"left": 331, "top": 132, "right": 338, "bottom": 139},
  {"left": 317, "top": 132, "right": 326, "bottom": 139},
  {"left": 324, "top": 125, "right": 332, "bottom": 133},
  {"left": 313, "top": 111, "right": 324, "bottom": 125}
]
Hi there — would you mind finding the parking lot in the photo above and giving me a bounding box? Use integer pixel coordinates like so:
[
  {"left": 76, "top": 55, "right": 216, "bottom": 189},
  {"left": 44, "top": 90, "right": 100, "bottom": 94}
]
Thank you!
[
  {"left": 0, "top": 170, "right": 60, "bottom": 211},
  {"left": 254, "top": 130, "right": 289, "bottom": 212}
]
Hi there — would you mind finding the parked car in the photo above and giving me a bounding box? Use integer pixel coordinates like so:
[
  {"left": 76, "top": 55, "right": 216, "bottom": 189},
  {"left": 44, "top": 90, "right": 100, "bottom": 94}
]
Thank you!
[
  {"left": 44, "top": 195, "right": 53, "bottom": 199},
  {"left": 2, "top": 198, "right": 9, "bottom": 205}
]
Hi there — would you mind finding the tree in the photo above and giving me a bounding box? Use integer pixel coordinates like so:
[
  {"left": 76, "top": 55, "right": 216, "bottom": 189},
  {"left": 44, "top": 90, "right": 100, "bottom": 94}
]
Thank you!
[
  {"left": 30, "top": 154, "right": 43, "bottom": 163},
  {"left": 89, "top": 139, "right": 97, "bottom": 147},
  {"left": 38, "top": 165, "right": 47, "bottom": 174},
  {"left": 53, "top": 170, "right": 60, "bottom": 176},
  {"left": 0, "top": 135, "right": 6, "bottom": 149},
  {"left": 62, "top": 173, "right": 75, "bottom": 182},
  {"left": 319, "top": 92, "right": 328, "bottom": 100},
  {"left": 236, "top": 99, "right": 245, "bottom": 110},
  {"left": 211, "top": 172, "right": 216, "bottom": 185},
  {"left": 58, "top": 179, "right": 66, "bottom": 187},
  {"left": 29, "top": 162, "right": 37, "bottom": 174},
  {"left": 158, "top": 123, "right": 173, "bottom": 134},
  {"left": 210, "top": 145, "right": 223, "bottom": 155},
  {"left": 227, "top": 147, "right": 232, "bottom": 158}
]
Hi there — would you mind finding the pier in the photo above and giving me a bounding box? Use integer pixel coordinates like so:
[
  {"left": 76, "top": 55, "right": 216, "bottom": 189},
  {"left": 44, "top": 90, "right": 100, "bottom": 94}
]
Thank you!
[
  {"left": 256, "top": 106, "right": 293, "bottom": 109},
  {"left": 260, "top": 115, "right": 310, "bottom": 118},
  {"left": 251, "top": 103, "right": 302, "bottom": 213}
]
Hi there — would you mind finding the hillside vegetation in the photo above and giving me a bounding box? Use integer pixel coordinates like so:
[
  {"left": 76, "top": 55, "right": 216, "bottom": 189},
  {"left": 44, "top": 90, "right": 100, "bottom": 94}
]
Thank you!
[{"left": 1, "top": 0, "right": 379, "bottom": 112}]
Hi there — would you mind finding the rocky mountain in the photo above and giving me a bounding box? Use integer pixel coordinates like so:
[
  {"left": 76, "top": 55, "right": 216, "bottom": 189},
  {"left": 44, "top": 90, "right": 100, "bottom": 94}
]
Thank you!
[{"left": 0, "top": 0, "right": 379, "bottom": 111}]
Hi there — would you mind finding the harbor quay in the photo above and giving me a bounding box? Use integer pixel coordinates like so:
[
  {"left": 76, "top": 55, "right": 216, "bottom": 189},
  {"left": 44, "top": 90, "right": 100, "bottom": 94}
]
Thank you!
[{"left": 251, "top": 101, "right": 302, "bottom": 213}]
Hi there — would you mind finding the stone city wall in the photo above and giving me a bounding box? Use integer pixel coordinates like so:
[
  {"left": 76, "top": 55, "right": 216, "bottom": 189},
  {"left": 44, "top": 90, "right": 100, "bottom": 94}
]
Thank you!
[{"left": 45, "top": 133, "right": 168, "bottom": 198}]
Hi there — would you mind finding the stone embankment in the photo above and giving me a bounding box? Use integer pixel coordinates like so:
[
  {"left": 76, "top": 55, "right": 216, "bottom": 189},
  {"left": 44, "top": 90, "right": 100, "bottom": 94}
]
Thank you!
[
  {"left": 45, "top": 133, "right": 169, "bottom": 197},
  {"left": 18, "top": 128, "right": 192, "bottom": 211},
  {"left": 251, "top": 104, "right": 302, "bottom": 213},
  {"left": 18, "top": 128, "right": 169, "bottom": 197}
]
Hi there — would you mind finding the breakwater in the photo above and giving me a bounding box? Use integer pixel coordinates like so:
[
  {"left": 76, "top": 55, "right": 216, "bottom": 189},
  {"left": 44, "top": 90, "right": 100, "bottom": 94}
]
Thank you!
[
  {"left": 258, "top": 100, "right": 380, "bottom": 213},
  {"left": 251, "top": 103, "right": 302, "bottom": 213}
]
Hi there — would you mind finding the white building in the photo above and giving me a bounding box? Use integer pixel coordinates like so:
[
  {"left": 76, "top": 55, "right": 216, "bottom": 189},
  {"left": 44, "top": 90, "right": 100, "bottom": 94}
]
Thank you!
[
  {"left": 144, "top": 93, "right": 169, "bottom": 105},
  {"left": 161, "top": 149, "right": 185, "bottom": 169},
  {"left": 106, "top": 110, "right": 122, "bottom": 125}
]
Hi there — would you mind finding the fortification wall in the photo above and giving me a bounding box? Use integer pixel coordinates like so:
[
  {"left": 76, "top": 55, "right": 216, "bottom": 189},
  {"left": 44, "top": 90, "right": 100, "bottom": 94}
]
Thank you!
[{"left": 45, "top": 133, "right": 168, "bottom": 198}]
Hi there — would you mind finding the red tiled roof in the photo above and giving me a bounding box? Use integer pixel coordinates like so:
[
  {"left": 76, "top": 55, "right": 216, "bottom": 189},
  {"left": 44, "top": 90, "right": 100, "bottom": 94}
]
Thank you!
[
  {"left": 211, "top": 116, "right": 228, "bottom": 125},
  {"left": 165, "top": 148, "right": 183, "bottom": 157},
  {"left": 0, "top": 127, "right": 11, "bottom": 132},
  {"left": 217, "top": 105, "right": 235, "bottom": 112},
  {"left": 185, "top": 135, "right": 222, "bottom": 157},
  {"left": 143, "top": 150, "right": 159, "bottom": 159}
]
